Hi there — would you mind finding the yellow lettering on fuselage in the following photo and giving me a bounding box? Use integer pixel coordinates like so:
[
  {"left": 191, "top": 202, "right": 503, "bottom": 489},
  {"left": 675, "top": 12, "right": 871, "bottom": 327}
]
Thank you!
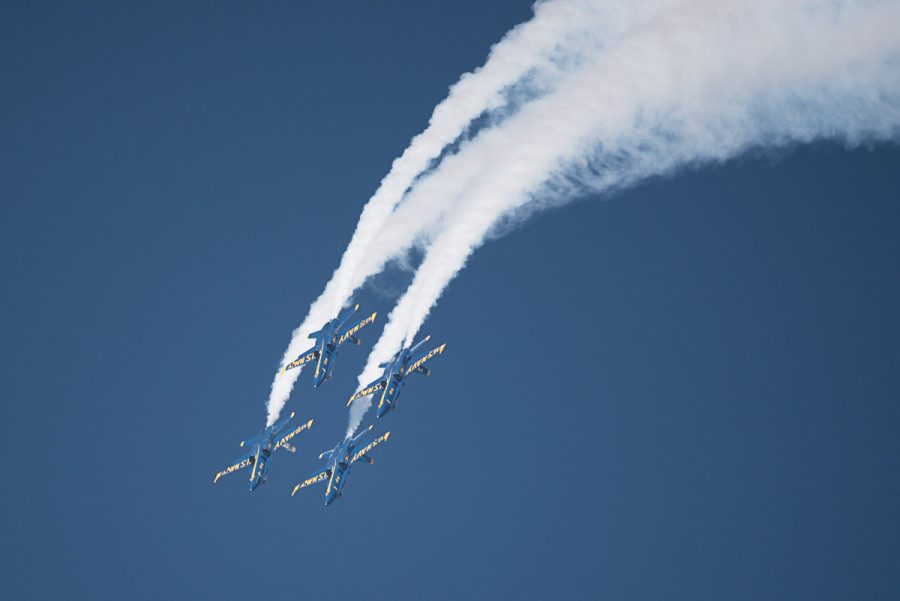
[
  {"left": 250, "top": 447, "right": 261, "bottom": 481},
  {"left": 377, "top": 380, "right": 396, "bottom": 409},
  {"left": 326, "top": 467, "right": 336, "bottom": 496},
  {"left": 314, "top": 338, "right": 326, "bottom": 378}
]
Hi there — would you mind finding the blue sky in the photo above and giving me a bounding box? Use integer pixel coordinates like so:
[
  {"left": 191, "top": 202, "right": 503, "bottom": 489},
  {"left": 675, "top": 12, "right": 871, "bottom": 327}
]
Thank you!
[{"left": 2, "top": 2, "right": 899, "bottom": 599}]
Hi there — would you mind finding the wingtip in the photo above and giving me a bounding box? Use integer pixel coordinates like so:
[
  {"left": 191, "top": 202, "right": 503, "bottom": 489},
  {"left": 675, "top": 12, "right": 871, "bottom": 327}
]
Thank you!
[
  {"left": 290, "top": 411, "right": 295, "bottom": 418},
  {"left": 354, "top": 303, "right": 360, "bottom": 311}
]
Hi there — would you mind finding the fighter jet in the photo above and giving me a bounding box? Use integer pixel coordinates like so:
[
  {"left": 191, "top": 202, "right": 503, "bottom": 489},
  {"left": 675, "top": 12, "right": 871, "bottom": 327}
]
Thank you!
[
  {"left": 346, "top": 336, "right": 446, "bottom": 418},
  {"left": 213, "top": 412, "right": 314, "bottom": 492},
  {"left": 291, "top": 425, "right": 391, "bottom": 506},
  {"left": 280, "top": 303, "right": 377, "bottom": 388}
]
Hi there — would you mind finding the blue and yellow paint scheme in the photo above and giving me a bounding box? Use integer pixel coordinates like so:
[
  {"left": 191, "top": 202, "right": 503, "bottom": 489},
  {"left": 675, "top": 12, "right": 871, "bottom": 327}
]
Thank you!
[
  {"left": 213, "top": 412, "right": 314, "bottom": 492},
  {"left": 280, "top": 303, "right": 377, "bottom": 388},
  {"left": 346, "top": 335, "right": 446, "bottom": 418},
  {"left": 291, "top": 425, "right": 391, "bottom": 506}
]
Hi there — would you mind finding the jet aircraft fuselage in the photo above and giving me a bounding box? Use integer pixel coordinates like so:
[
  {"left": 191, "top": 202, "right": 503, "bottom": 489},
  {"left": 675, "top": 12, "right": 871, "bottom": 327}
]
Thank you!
[
  {"left": 281, "top": 303, "right": 377, "bottom": 388},
  {"left": 292, "top": 426, "right": 391, "bottom": 506},
  {"left": 213, "top": 412, "right": 313, "bottom": 492},
  {"left": 347, "top": 336, "right": 446, "bottom": 418}
]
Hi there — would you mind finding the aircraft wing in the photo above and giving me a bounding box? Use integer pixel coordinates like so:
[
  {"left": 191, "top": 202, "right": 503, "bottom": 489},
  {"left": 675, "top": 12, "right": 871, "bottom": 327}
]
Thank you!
[
  {"left": 274, "top": 418, "right": 314, "bottom": 451},
  {"left": 337, "top": 312, "right": 378, "bottom": 347},
  {"left": 404, "top": 343, "right": 447, "bottom": 376},
  {"left": 281, "top": 346, "right": 319, "bottom": 373},
  {"left": 346, "top": 378, "right": 386, "bottom": 407},
  {"left": 351, "top": 431, "right": 391, "bottom": 464},
  {"left": 291, "top": 467, "right": 332, "bottom": 496},
  {"left": 213, "top": 452, "right": 255, "bottom": 484}
]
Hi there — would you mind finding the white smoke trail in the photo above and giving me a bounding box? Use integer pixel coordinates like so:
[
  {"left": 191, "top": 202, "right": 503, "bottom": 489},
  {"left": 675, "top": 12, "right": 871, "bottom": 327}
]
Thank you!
[
  {"left": 347, "top": 0, "right": 900, "bottom": 434},
  {"left": 265, "top": 0, "right": 678, "bottom": 425}
]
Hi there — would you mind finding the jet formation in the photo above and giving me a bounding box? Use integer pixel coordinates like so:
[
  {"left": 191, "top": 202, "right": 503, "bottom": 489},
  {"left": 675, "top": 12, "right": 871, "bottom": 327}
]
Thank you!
[{"left": 214, "top": 301, "right": 445, "bottom": 505}]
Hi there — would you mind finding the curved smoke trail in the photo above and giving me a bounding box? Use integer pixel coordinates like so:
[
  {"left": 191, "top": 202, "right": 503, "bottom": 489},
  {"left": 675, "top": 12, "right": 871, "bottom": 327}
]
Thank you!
[
  {"left": 266, "top": 0, "right": 678, "bottom": 425},
  {"left": 347, "top": 0, "right": 900, "bottom": 434}
]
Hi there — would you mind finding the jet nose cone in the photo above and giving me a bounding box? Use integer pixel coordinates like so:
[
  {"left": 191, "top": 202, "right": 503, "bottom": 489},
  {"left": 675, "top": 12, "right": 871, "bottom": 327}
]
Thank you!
[{"left": 324, "top": 493, "right": 337, "bottom": 506}]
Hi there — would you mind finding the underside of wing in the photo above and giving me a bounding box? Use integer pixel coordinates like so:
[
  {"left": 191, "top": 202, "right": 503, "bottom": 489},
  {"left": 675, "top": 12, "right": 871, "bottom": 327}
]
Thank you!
[
  {"left": 292, "top": 467, "right": 331, "bottom": 496},
  {"left": 351, "top": 431, "right": 391, "bottom": 464},
  {"left": 337, "top": 312, "right": 378, "bottom": 347},
  {"left": 282, "top": 347, "right": 319, "bottom": 373},
  {"left": 213, "top": 452, "right": 254, "bottom": 484},
  {"left": 274, "top": 419, "right": 314, "bottom": 451},
  {"left": 404, "top": 343, "right": 447, "bottom": 376},
  {"left": 346, "top": 378, "right": 385, "bottom": 406}
]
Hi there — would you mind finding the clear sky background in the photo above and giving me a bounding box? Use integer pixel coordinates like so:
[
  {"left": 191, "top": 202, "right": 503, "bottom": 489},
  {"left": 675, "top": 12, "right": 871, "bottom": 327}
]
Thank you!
[{"left": 2, "top": 2, "right": 899, "bottom": 599}]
